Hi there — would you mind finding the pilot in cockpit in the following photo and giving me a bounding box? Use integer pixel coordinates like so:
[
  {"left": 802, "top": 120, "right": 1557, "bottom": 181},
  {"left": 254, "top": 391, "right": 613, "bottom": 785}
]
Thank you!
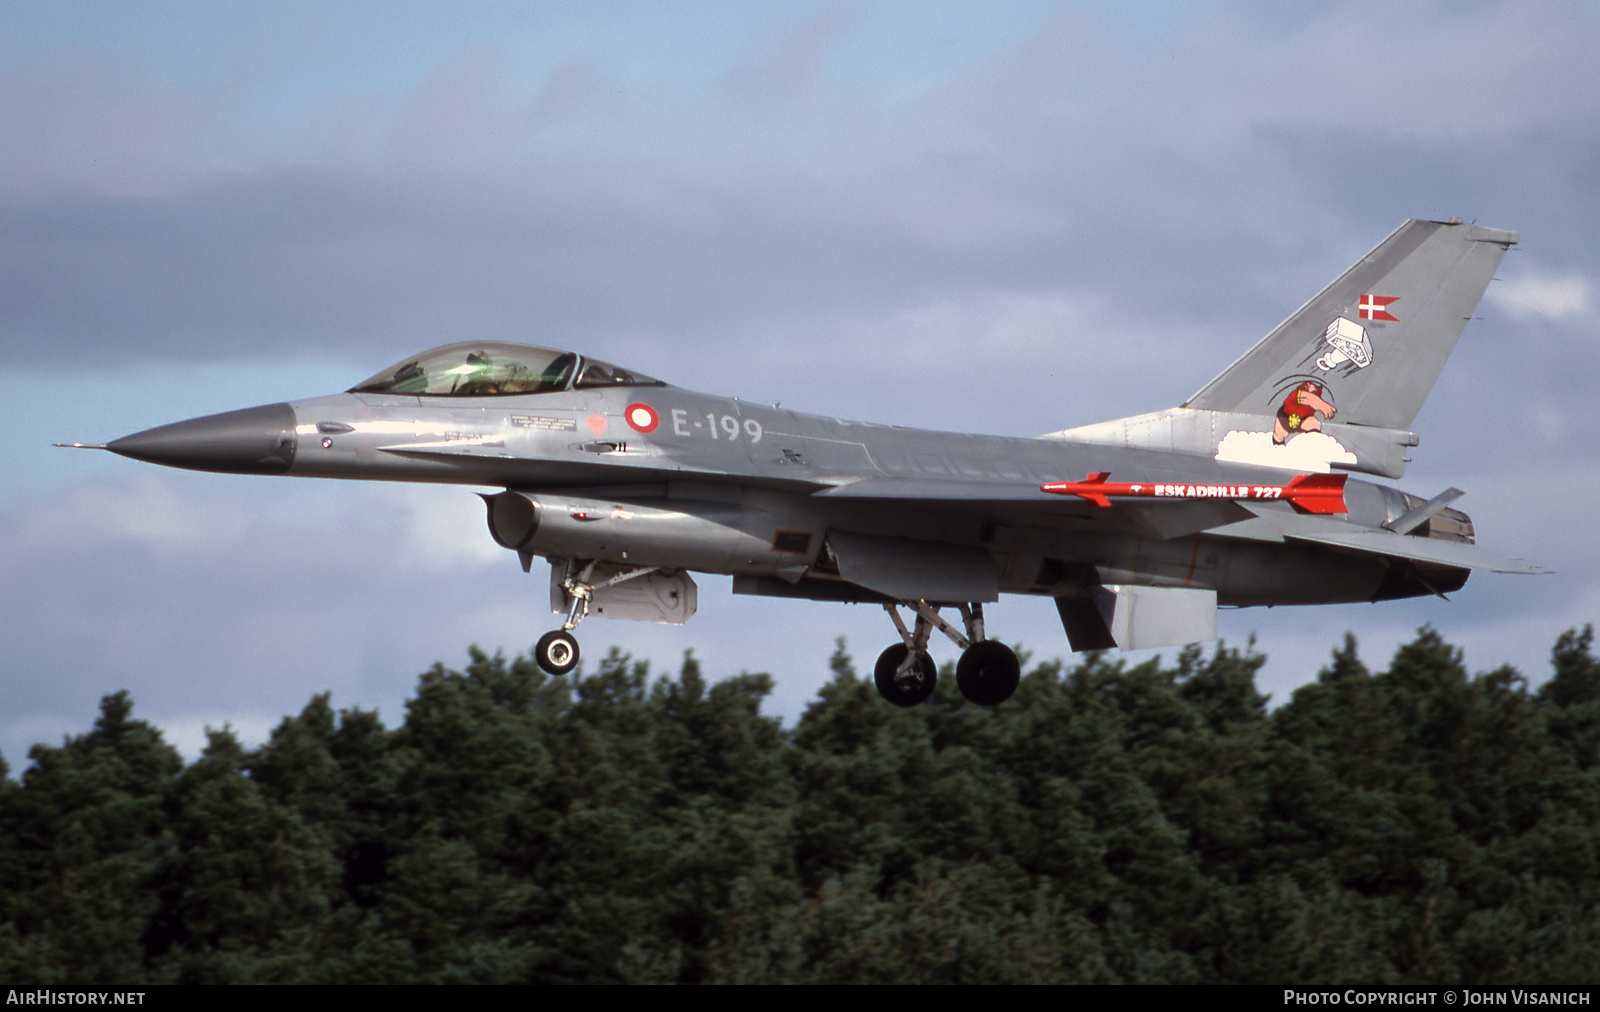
[{"left": 349, "top": 342, "right": 661, "bottom": 397}]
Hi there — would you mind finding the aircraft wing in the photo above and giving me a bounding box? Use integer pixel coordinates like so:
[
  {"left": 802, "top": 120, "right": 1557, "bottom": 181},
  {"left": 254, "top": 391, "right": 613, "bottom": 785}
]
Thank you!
[
  {"left": 812, "top": 475, "right": 1260, "bottom": 538},
  {"left": 826, "top": 476, "right": 1541, "bottom": 573}
]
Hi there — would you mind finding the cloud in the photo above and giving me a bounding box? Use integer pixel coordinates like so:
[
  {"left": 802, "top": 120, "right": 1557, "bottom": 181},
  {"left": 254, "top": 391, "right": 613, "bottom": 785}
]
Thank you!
[
  {"left": 5, "top": 1, "right": 1599, "bottom": 375},
  {"left": 1487, "top": 271, "right": 1592, "bottom": 322}
]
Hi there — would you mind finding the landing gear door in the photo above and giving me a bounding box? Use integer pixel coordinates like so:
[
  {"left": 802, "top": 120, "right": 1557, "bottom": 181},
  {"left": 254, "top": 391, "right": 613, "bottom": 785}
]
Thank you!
[{"left": 549, "top": 562, "right": 699, "bottom": 624}]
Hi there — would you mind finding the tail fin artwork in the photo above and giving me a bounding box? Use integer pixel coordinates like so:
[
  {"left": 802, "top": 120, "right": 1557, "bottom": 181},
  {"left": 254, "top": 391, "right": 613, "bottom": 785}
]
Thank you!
[
  {"left": 1186, "top": 219, "right": 1515, "bottom": 428},
  {"left": 1044, "top": 219, "right": 1517, "bottom": 479}
]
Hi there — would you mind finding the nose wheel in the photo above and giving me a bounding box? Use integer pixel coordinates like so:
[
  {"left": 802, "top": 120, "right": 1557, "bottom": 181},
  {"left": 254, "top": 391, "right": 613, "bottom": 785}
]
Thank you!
[
  {"left": 535, "top": 629, "right": 580, "bottom": 675},
  {"left": 873, "top": 601, "right": 1020, "bottom": 707}
]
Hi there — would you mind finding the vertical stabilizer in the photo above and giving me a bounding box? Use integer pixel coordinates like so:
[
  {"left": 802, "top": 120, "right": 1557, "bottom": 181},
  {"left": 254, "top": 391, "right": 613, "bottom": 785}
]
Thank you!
[{"left": 1185, "top": 219, "right": 1515, "bottom": 429}]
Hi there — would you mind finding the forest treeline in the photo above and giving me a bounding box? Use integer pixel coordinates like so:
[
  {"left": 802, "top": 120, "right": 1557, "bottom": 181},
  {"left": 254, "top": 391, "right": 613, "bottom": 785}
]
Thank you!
[{"left": 3, "top": 625, "right": 1600, "bottom": 984}]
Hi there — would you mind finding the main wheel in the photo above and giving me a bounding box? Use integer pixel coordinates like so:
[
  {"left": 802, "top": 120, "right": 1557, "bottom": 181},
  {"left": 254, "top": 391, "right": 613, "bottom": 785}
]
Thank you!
[
  {"left": 873, "top": 644, "right": 937, "bottom": 707},
  {"left": 535, "top": 629, "right": 580, "bottom": 675},
  {"left": 956, "top": 640, "right": 1021, "bottom": 706}
]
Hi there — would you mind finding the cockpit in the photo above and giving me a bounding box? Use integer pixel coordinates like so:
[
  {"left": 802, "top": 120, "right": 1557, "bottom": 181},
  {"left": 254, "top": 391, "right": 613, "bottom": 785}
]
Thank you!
[{"left": 349, "top": 342, "right": 666, "bottom": 397}]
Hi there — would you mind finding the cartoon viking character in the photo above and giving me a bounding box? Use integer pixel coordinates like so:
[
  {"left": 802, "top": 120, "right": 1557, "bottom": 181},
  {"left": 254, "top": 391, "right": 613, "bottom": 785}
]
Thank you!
[{"left": 1273, "top": 381, "right": 1336, "bottom": 445}]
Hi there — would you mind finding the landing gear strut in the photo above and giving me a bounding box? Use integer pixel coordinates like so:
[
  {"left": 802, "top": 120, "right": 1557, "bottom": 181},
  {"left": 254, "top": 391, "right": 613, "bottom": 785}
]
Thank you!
[
  {"left": 872, "top": 601, "right": 1020, "bottom": 707},
  {"left": 533, "top": 558, "right": 661, "bottom": 676}
]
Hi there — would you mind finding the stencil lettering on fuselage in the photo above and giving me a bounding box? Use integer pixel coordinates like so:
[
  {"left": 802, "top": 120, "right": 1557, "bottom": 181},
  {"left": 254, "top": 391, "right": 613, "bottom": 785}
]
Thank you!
[{"left": 510, "top": 415, "right": 578, "bottom": 432}]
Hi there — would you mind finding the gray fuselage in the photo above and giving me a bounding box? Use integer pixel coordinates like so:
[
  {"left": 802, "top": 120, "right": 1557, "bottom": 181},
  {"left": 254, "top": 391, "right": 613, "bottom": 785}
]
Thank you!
[{"left": 246, "top": 383, "right": 1451, "bottom": 609}]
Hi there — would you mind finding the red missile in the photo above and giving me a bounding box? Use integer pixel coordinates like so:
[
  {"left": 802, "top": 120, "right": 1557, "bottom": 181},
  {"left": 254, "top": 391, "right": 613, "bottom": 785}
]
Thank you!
[{"left": 1041, "top": 471, "right": 1348, "bottom": 515}]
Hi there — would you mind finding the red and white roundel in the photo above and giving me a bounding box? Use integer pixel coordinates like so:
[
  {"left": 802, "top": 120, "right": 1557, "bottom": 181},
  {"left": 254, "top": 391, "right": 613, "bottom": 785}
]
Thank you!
[{"left": 625, "top": 403, "right": 659, "bottom": 433}]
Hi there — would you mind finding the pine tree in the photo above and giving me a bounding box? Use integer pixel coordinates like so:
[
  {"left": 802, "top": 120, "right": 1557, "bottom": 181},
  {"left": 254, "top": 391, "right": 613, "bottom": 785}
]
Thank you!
[
  {"left": 145, "top": 728, "right": 336, "bottom": 983},
  {"left": 0, "top": 693, "right": 181, "bottom": 983}
]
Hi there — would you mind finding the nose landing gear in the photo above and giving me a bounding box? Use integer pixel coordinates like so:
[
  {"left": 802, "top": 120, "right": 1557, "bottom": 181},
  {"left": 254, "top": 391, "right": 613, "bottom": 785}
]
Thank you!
[
  {"left": 533, "top": 559, "right": 661, "bottom": 676},
  {"left": 873, "top": 601, "right": 1020, "bottom": 707}
]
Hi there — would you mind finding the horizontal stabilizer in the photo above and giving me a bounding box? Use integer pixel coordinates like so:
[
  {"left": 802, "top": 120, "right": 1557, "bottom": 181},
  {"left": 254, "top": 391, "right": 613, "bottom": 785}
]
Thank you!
[{"left": 1284, "top": 528, "right": 1543, "bottom": 574}]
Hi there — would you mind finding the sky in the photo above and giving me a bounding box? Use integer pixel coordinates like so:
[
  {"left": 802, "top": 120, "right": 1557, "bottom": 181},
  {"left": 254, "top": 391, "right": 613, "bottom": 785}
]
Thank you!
[{"left": 3, "top": 0, "right": 1598, "bottom": 771}]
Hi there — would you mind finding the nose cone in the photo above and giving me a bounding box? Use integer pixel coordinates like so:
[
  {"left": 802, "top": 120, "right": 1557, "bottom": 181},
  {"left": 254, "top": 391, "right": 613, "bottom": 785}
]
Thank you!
[{"left": 108, "top": 402, "right": 298, "bottom": 474}]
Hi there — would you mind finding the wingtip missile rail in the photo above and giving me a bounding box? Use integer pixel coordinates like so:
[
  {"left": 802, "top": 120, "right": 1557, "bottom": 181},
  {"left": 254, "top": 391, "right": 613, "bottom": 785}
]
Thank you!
[{"left": 1041, "top": 471, "right": 1349, "bottom": 515}]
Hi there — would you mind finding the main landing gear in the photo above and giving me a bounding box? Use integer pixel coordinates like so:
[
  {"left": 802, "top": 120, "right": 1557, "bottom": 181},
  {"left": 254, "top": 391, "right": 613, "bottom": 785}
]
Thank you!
[
  {"left": 533, "top": 559, "right": 661, "bottom": 676},
  {"left": 873, "top": 601, "right": 1021, "bottom": 708}
]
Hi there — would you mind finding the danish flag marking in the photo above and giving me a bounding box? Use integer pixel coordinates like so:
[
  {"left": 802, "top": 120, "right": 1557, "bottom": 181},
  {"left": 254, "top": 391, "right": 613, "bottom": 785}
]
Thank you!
[{"left": 1358, "top": 294, "right": 1399, "bottom": 322}]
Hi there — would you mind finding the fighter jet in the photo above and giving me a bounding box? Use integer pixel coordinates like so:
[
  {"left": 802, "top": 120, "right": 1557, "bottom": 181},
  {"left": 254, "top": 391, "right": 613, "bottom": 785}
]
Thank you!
[{"left": 73, "top": 218, "right": 1538, "bottom": 707}]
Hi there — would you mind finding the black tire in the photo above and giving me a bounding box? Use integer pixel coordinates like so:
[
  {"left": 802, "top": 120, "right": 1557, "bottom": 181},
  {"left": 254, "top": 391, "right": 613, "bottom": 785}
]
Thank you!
[
  {"left": 873, "top": 643, "right": 937, "bottom": 707},
  {"left": 535, "top": 630, "right": 580, "bottom": 675},
  {"left": 956, "top": 640, "right": 1020, "bottom": 706}
]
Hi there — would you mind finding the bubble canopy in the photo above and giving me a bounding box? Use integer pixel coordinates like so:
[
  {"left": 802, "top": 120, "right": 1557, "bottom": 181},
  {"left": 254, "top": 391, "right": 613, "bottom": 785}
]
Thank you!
[{"left": 349, "top": 342, "right": 665, "bottom": 397}]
